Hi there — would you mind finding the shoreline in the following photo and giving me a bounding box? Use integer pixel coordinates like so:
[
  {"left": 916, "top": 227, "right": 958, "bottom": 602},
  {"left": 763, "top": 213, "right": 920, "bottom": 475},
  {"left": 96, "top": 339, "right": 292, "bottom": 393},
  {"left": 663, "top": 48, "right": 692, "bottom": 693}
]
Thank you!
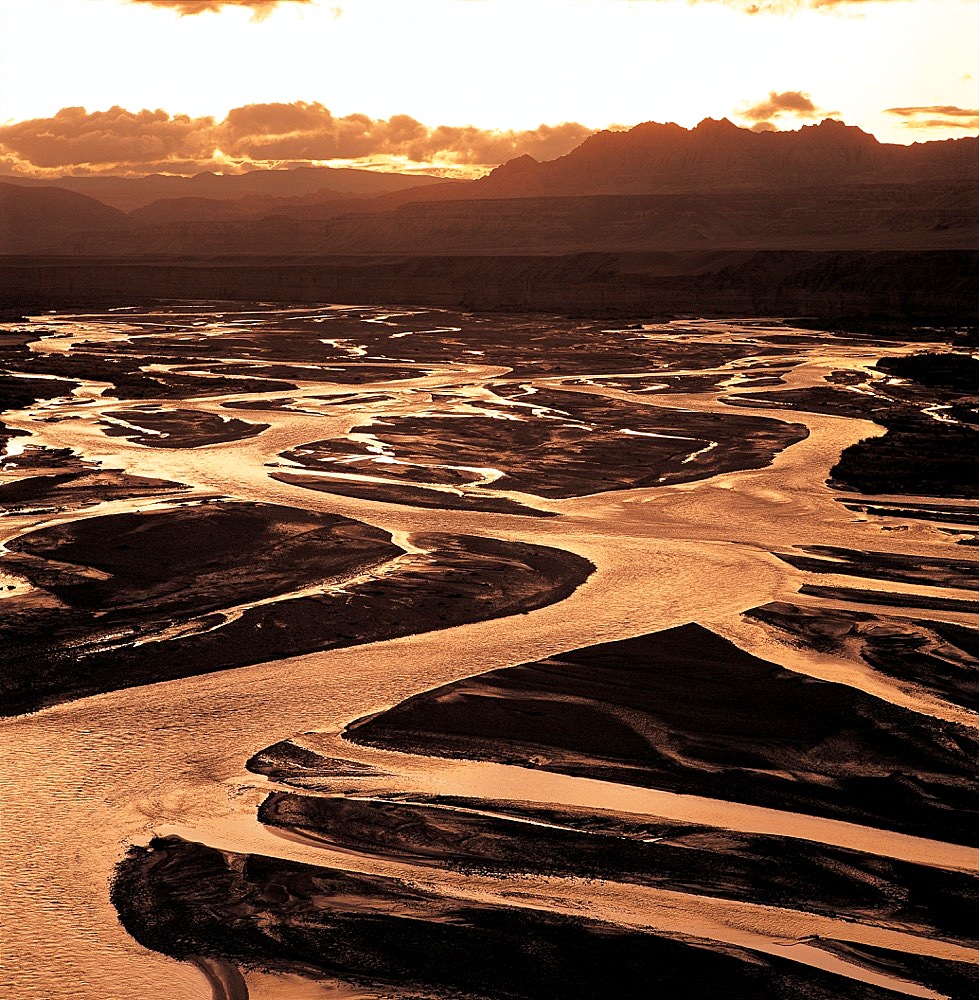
[
  {"left": 0, "top": 503, "right": 595, "bottom": 716},
  {"left": 342, "top": 622, "right": 979, "bottom": 846}
]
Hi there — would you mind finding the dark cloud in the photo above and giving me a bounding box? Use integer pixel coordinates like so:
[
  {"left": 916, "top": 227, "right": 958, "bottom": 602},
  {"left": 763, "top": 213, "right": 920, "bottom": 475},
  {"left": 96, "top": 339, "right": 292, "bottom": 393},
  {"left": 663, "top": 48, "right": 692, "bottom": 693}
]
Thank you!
[
  {"left": 0, "top": 103, "right": 594, "bottom": 177},
  {"left": 735, "top": 91, "right": 838, "bottom": 129},
  {"left": 885, "top": 105, "right": 979, "bottom": 129},
  {"left": 127, "top": 0, "right": 312, "bottom": 16}
]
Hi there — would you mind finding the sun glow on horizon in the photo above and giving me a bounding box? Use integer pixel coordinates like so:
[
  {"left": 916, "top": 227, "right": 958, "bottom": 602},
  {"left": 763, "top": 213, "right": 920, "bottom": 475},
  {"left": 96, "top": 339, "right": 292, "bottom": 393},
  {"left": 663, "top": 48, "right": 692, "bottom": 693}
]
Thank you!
[{"left": 0, "top": 0, "right": 975, "bottom": 177}]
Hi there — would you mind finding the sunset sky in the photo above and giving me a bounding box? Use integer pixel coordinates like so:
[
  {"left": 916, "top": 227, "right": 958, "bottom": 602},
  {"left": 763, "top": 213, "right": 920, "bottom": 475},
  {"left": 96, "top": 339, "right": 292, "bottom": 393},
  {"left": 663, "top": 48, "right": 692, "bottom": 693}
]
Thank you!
[{"left": 0, "top": 0, "right": 976, "bottom": 177}]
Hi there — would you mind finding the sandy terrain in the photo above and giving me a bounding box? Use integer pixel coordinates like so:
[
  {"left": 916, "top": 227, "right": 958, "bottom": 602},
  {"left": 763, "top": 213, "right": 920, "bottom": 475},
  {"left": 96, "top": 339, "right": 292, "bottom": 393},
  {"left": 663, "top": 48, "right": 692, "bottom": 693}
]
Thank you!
[{"left": 1, "top": 303, "right": 976, "bottom": 1000}]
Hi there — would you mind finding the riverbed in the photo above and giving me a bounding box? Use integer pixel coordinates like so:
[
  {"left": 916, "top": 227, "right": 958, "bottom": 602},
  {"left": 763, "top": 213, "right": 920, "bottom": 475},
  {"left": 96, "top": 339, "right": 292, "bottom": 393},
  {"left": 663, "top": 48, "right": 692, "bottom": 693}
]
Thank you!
[{"left": 1, "top": 305, "right": 976, "bottom": 999}]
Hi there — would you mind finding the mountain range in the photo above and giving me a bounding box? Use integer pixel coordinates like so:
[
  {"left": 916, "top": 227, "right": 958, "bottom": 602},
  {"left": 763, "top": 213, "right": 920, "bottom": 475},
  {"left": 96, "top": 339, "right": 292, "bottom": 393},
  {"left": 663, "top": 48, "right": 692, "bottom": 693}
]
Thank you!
[
  {"left": 394, "top": 118, "right": 977, "bottom": 200},
  {"left": 1, "top": 118, "right": 976, "bottom": 255}
]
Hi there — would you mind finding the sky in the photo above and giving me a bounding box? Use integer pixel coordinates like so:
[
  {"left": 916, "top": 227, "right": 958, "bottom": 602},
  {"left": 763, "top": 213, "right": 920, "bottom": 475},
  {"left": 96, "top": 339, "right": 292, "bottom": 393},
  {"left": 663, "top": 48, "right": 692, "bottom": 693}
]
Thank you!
[{"left": 0, "top": 0, "right": 976, "bottom": 177}]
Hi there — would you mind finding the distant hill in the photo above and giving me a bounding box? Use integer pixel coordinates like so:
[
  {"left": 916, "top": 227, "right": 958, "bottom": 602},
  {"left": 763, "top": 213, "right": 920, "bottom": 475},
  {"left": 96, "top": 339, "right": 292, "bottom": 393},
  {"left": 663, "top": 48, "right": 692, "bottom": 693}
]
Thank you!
[
  {"left": 353, "top": 182, "right": 978, "bottom": 253},
  {"left": 40, "top": 181, "right": 975, "bottom": 256},
  {"left": 128, "top": 188, "right": 359, "bottom": 225},
  {"left": 0, "top": 182, "right": 135, "bottom": 253},
  {"left": 0, "top": 165, "right": 454, "bottom": 212},
  {"left": 390, "top": 118, "right": 978, "bottom": 202},
  {"left": 504, "top": 117, "right": 978, "bottom": 193},
  {"left": 2, "top": 120, "right": 976, "bottom": 256}
]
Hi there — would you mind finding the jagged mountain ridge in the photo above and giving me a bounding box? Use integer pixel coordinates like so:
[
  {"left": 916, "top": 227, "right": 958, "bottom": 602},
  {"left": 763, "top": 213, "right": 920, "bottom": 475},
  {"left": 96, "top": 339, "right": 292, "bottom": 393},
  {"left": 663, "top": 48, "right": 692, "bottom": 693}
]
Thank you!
[
  {"left": 391, "top": 118, "right": 978, "bottom": 203},
  {"left": 1, "top": 118, "right": 976, "bottom": 255}
]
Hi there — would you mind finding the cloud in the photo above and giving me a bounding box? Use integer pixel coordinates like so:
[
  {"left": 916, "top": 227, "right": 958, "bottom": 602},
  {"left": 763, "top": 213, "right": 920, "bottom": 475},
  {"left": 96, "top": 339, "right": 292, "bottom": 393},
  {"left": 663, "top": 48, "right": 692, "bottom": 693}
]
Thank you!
[
  {"left": 690, "top": 0, "right": 920, "bottom": 12},
  {"left": 216, "top": 102, "right": 594, "bottom": 163},
  {"left": 0, "top": 103, "right": 594, "bottom": 177},
  {"left": 736, "top": 90, "right": 838, "bottom": 128},
  {"left": 127, "top": 0, "right": 312, "bottom": 17},
  {"left": 127, "top": 0, "right": 914, "bottom": 17},
  {"left": 604, "top": 0, "right": 938, "bottom": 13},
  {"left": 884, "top": 105, "right": 979, "bottom": 130},
  {"left": 0, "top": 107, "right": 216, "bottom": 170}
]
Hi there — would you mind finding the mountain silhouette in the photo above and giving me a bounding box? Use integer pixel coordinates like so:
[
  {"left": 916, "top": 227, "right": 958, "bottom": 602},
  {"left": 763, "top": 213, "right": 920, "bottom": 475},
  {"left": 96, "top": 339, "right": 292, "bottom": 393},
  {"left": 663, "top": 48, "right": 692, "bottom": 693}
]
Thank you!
[
  {"left": 0, "top": 181, "right": 135, "bottom": 253},
  {"left": 0, "top": 165, "right": 453, "bottom": 212},
  {"left": 390, "top": 118, "right": 977, "bottom": 203},
  {"left": 1, "top": 119, "right": 975, "bottom": 256}
]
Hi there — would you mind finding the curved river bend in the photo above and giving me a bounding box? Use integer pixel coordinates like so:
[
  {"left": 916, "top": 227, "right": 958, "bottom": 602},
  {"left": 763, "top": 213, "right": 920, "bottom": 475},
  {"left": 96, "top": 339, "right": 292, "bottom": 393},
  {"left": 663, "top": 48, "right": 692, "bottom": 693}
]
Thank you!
[{"left": 1, "top": 305, "right": 977, "bottom": 1000}]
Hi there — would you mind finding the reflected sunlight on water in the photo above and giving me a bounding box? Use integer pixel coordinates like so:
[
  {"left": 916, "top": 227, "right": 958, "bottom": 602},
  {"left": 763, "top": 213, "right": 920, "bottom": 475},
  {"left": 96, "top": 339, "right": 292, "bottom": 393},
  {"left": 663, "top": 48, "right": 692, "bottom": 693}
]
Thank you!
[{"left": 2, "top": 305, "right": 976, "bottom": 1000}]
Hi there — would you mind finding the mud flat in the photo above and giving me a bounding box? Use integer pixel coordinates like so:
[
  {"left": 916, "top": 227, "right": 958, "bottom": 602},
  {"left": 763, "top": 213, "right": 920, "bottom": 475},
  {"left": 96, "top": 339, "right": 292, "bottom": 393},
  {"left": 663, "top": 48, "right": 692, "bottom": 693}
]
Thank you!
[
  {"left": 273, "top": 471, "right": 557, "bottom": 517},
  {"left": 0, "top": 500, "right": 395, "bottom": 714},
  {"left": 831, "top": 424, "right": 979, "bottom": 499},
  {"left": 0, "top": 467, "right": 188, "bottom": 514},
  {"left": 100, "top": 406, "right": 269, "bottom": 448},
  {"left": 747, "top": 602, "right": 979, "bottom": 713},
  {"left": 724, "top": 350, "right": 979, "bottom": 500},
  {"left": 285, "top": 388, "right": 808, "bottom": 499},
  {"left": 109, "top": 620, "right": 979, "bottom": 1000},
  {"left": 775, "top": 546, "right": 979, "bottom": 591},
  {"left": 225, "top": 391, "right": 398, "bottom": 413},
  {"left": 802, "top": 942, "right": 979, "bottom": 1000},
  {"left": 839, "top": 499, "right": 979, "bottom": 528},
  {"left": 0, "top": 372, "right": 80, "bottom": 453},
  {"left": 798, "top": 584, "right": 979, "bottom": 615},
  {"left": 256, "top": 791, "right": 979, "bottom": 940},
  {"left": 346, "top": 623, "right": 979, "bottom": 845},
  {"left": 0, "top": 500, "right": 592, "bottom": 715},
  {"left": 1, "top": 342, "right": 296, "bottom": 401},
  {"left": 2, "top": 304, "right": 976, "bottom": 1000},
  {"left": 113, "top": 835, "right": 926, "bottom": 1000}
]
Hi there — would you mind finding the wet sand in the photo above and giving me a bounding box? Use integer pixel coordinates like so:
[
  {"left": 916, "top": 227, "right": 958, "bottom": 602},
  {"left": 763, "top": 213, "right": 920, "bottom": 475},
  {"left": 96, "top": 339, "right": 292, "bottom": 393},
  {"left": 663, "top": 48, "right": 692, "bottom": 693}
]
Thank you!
[
  {"left": 273, "top": 470, "right": 558, "bottom": 517},
  {"left": 2, "top": 304, "right": 977, "bottom": 1000},
  {"left": 0, "top": 501, "right": 591, "bottom": 715},
  {"left": 747, "top": 602, "right": 979, "bottom": 713},
  {"left": 344, "top": 623, "right": 979, "bottom": 844},
  {"left": 115, "top": 834, "right": 937, "bottom": 1000}
]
